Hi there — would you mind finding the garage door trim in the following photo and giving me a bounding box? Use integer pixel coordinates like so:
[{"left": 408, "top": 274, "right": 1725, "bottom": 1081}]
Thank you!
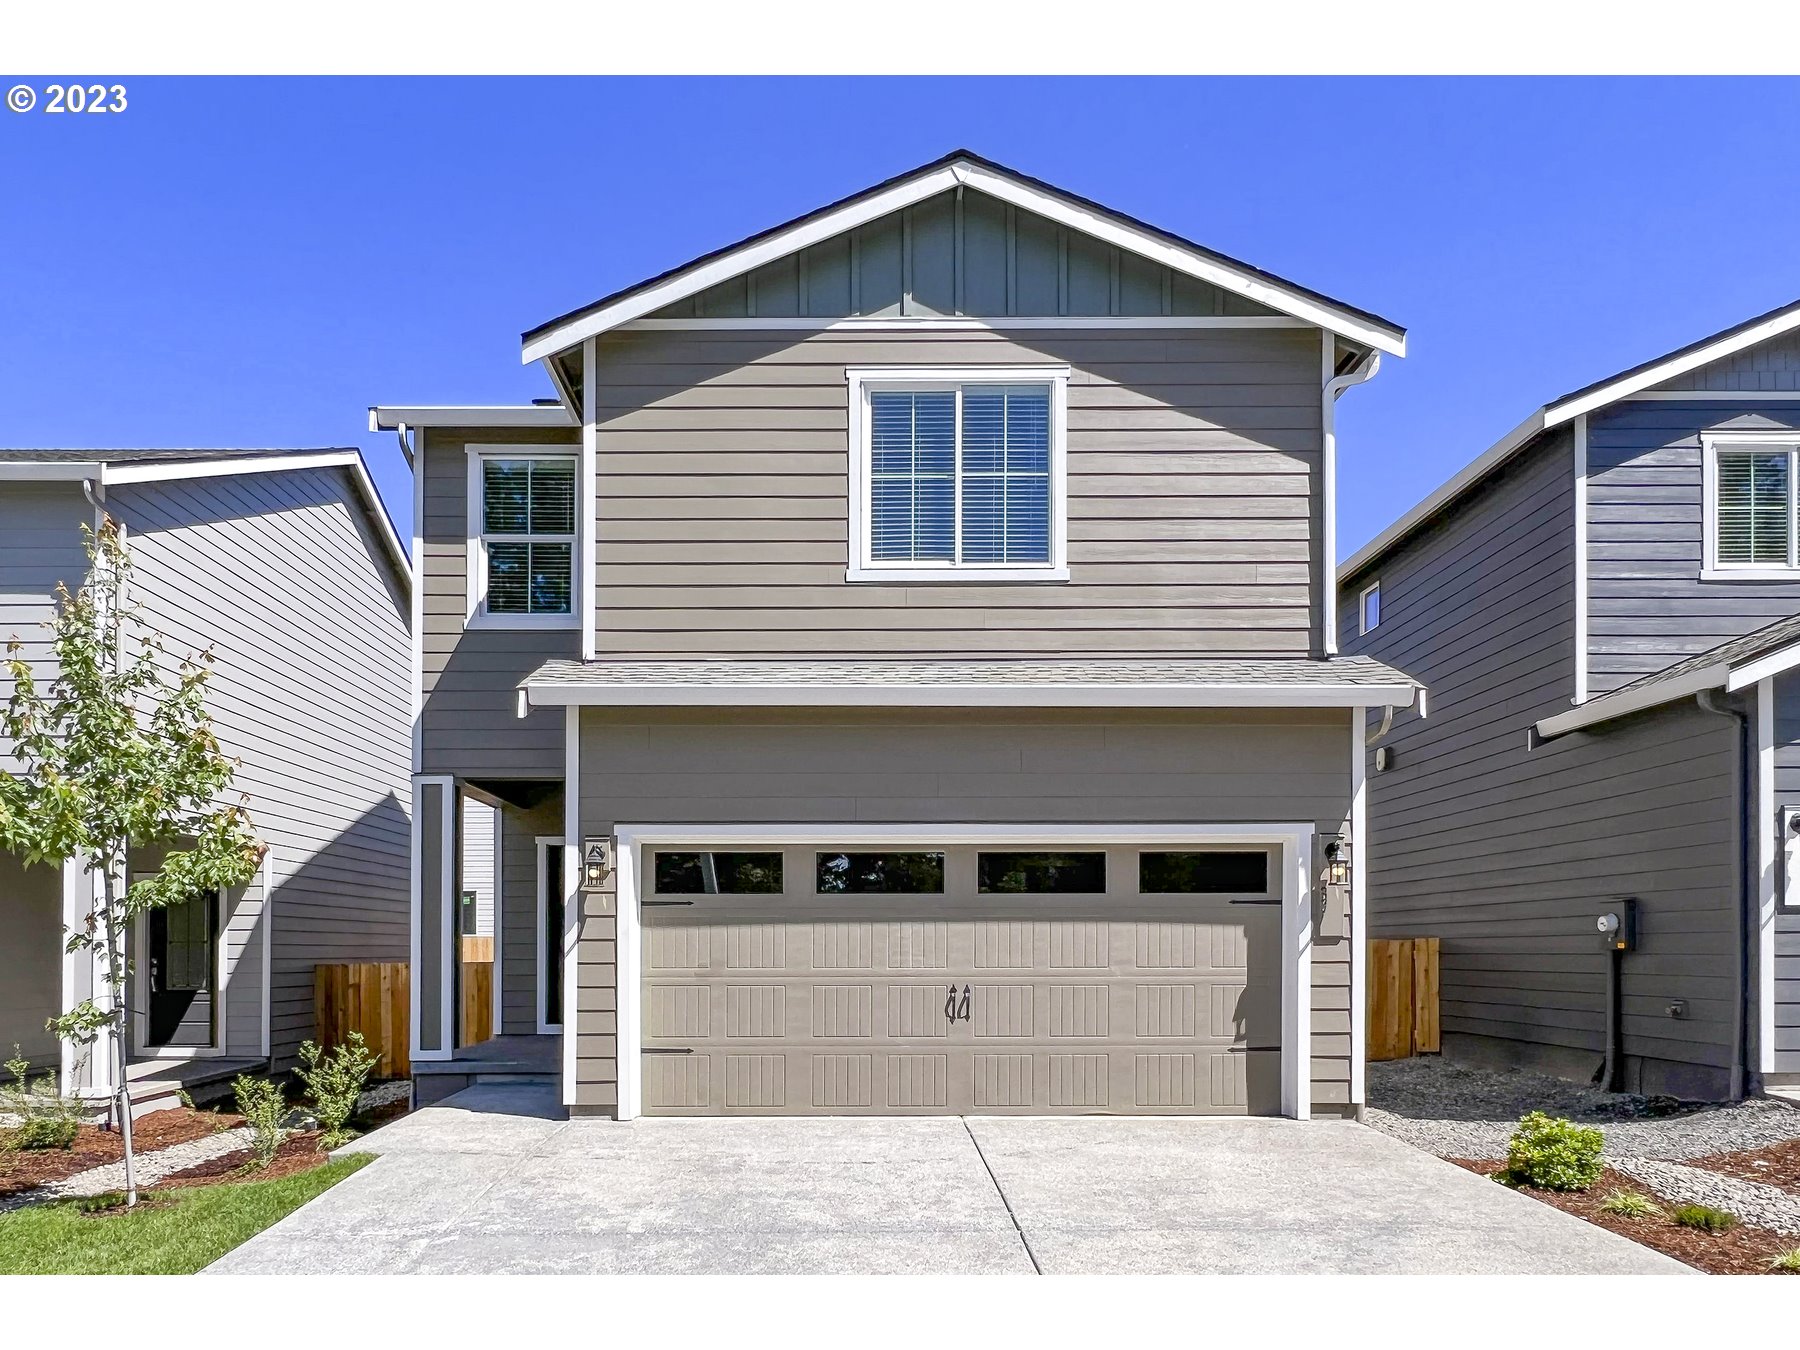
[{"left": 610, "top": 822, "right": 1316, "bottom": 1120}]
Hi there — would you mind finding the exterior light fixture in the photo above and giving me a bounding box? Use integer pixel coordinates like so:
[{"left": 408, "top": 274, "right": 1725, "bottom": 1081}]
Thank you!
[
  {"left": 581, "top": 837, "right": 612, "bottom": 891},
  {"left": 1324, "top": 839, "right": 1351, "bottom": 888}
]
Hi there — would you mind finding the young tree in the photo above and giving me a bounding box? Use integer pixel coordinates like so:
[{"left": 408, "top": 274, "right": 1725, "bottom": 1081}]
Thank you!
[{"left": 0, "top": 520, "right": 263, "bottom": 1205}]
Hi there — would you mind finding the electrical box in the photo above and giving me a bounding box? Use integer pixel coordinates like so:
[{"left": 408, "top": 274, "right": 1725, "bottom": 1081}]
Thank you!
[{"left": 1596, "top": 897, "right": 1638, "bottom": 952}]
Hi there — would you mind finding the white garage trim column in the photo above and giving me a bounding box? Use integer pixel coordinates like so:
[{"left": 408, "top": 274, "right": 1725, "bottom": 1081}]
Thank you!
[
  {"left": 1349, "top": 708, "right": 1368, "bottom": 1111},
  {"left": 610, "top": 821, "right": 1317, "bottom": 1121},
  {"left": 562, "top": 707, "right": 582, "bottom": 1106}
]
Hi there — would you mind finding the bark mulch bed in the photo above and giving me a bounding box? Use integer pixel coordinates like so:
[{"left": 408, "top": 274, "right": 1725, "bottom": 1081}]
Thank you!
[
  {"left": 1686, "top": 1138, "right": 1800, "bottom": 1193},
  {"left": 0, "top": 1107, "right": 243, "bottom": 1198},
  {"left": 1453, "top": 1160, "right": 1800, "bottom": 1275},
  {"left": 155, "top": 1131, "right": 332, "bottom": 1190}
]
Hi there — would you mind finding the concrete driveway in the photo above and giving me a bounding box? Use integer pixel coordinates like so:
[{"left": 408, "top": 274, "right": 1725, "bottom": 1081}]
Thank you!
[{"left": 208, "top": 1084, "right": 1688, "bottom": 1275}]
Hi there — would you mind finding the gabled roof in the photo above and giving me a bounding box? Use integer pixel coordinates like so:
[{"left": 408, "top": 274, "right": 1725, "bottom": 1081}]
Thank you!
[
  {"left": 521, "top": 655, "right": 1419, "bottom": 710},
  {"left": 1341, "top": 297, "right": 1800, "bottom": 583},
  {"left": 520, "top": 150, "right": 1408, "bottom": 364},
  {"left": 0, "top": 448, "right": 409, "bottom": 590},
  {"left": 1536, "top": 610, "right": 1800, "bottom": 739}
]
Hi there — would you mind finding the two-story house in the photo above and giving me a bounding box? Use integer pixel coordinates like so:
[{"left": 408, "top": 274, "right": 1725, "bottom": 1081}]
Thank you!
[
  {"left": 1340, "top": 300, "right": 1800, "bottom": 1101},
  {"left": 380, "top": 151, "right": 1416, "bottom": 1120},
  {"left": 0, "top": 449, "right": 413, "bottom": 1112}
]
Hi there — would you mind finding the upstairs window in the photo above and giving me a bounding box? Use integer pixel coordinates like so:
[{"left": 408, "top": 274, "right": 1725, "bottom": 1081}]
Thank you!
[
  {"left": 1360, "top": 581, "right": 1381, "bottom": 634},
  {"left": 847, "top": 367, "right": 1069, "bottom": 582},
  {"left": 470, "top": 451, "right": 577, "bottom": 624},
  {"left": 1705, "top": 436, "right": 1800, "bottom": 576}
]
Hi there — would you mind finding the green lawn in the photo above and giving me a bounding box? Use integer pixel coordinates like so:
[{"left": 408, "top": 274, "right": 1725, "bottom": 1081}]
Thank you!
[{"left": 0, "top": 1154, "right": 372, "bottom": 1274}]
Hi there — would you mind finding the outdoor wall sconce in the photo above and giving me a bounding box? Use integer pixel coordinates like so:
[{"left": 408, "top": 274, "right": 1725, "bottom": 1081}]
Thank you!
[
  {"left": 1324, "top": 838, "right": 1351, "bottom": 888},
  {"left": 581, "top": 837, "right": 613, "bottom": 891}
]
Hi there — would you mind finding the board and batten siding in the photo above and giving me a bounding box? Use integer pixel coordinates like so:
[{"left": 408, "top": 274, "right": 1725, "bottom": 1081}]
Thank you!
[
  {"left": 420, "top": 425, "right": 579, "bottom": 778},
  {"left": 571, "top": 706, "right": 1357, "bottom": 1116},
  {"left": 1768, "top": 670, "right": 1800, "bottom": 1071},
  {"left": 107, "top": 467, "right": 412, "bottom": 1071},
  {"left": 590, "top": 326, "right": 1326, "bottom": 659},
  {"left": 1656, "top": 328, "right": 1800, "bottom": 392},
  {"left": 1587, "top": 401, "right": 1800, "bottom": 695},
  {"left": 1344, "top": 428, "right": 1746, "bottom": 1097}
]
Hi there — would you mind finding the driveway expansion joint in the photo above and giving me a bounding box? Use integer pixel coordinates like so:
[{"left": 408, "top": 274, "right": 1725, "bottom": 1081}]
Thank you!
[{"left": 962, "top": 1117, "right": 1042, "bottom": 1274}]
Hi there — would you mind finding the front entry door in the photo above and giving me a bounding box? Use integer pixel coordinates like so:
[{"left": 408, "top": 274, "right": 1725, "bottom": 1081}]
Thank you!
[{"left": 148, "top": 890, "right": 219, "bottom": 1047}]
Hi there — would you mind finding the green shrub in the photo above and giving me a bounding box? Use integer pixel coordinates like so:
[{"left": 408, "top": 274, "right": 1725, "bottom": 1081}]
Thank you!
[
  {"left": 1599, "top": 1188, "right": 1661, "bottom": 1218},
  {"left": 1769, "top": 1249, "right": 1800, "bottom": 1273},
  {"left": 1671, "top": 1203, "right": 1736, "bottom": 1234},
  {"left": 295, "top": 1032, "right": 379, "bottom": 1149},
  {"left": 1, "top": 1047, "right": 84, "bottom": 1152},
  {"left": 231, "top": 1075, "right": 286, "bottom": 1168},
  {"left": 1504, "top": 1111, "right": 1605, "bottom": 1192}
]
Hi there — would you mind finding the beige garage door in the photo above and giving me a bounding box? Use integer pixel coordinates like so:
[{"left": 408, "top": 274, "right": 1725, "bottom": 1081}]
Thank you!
[{"left": 641, "top": 843, "right": 1282, "bottom": 1116}]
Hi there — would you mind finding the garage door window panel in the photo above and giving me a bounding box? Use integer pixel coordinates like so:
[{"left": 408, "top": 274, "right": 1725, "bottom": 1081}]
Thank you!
[
  {"left": 1139, "top": 850, "right": 1271, "bottom": 895},
  {"left": 654, "top": 851, "right": 784, "bottom": 895},
  {"left": 815, "top": 851, "right": 945, "bottom": 894},
  {"left": 977, "top": 851, "right": 1106, "bottom": 894}
]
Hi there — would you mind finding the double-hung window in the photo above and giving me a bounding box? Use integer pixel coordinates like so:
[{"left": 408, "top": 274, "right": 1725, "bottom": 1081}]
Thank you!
[
  {"left": 847, "top": 366, "right": 1069, "bottom": 581},
  {"left": 1704, "top": 433, "right": 1800, "bottom": 578},
  {"left": 469, "top": 450, "right": 578, "bottom": 626}
]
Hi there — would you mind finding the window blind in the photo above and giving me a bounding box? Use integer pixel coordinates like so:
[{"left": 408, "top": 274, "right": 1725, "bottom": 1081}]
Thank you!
[
  {"left": 1716, "top": 450, "right": 1791, "bottom": 565},
  {"left": 483, "top": 457, "right": 576, "bottom": 614}
]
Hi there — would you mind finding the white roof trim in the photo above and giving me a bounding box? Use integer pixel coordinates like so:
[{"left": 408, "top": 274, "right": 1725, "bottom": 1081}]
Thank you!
[
  {"left": 1535, "top": 665, "right": 1727, "bottom": 739},
  {"left": 0, "top": 461, "right": 106, "bottom": 481},
  {"left": 520, "top": 157, "right": 1406, "bottom": 365},
  {"left": 1340, "top": 409, "right": 1545, "bottom": 581},
  {"left": 1544, "top": 306, "right": 1800, "bottom": 427},
  {"left": 524, "top": 680, "right": 1417, "bottom": 711},
  {"left": 369, "top": 405, "right": 574, "bottom": 431},
  {"left": 1725, "top": 639, "right": 1800, "bottom": 693}
]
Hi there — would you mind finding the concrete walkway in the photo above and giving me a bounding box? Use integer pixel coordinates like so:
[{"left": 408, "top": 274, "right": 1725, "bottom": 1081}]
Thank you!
[{"left": 207, "top": 1084, "right": 1690, "bottom": 1275}]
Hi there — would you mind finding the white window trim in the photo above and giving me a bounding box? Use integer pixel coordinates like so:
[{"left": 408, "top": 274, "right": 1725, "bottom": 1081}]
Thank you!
[
  {"left": 610, "top": 822, "right": 1314, "bottom": 1122},
  {"left": 129, "top": 881, "right": 229, "bottom": 1061},
  {"left": 464, "top": 445, "right": 582, "bottom": 629},
  {"left": 1701, "top": 431, "right": 1800, "bottom": 580},
  {"left": 844, "top": 365, "right": 1071, "bottom": 583},
  {"left": 1358, "top": 581, "right": 1381, "bottom": 635},
  {"left": 536, "top": 835, "right": 565, "bottom": 1035}
]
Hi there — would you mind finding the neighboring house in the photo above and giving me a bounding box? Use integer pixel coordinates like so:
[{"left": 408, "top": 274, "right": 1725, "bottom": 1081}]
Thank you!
[
  {"left": 461, "top": 798, "right": 498, "bottom": 939},
  {"left": 377, "top": 150, "right": 1417, "bottom": 1120},
  {"left": 1340, "top": 300, "right": 1800, "bottom": 1100},
  {"left": 0, "top": 449, "right": 412, "bottom": 1110}
]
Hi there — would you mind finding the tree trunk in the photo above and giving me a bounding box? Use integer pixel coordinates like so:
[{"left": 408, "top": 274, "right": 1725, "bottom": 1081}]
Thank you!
[{"left": 102, "top": 864, "right": 137, "bottom": 1206}]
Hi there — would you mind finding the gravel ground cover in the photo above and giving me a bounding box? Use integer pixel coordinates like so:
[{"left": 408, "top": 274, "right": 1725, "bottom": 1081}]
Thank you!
[
  {"left": 0, "top": 1127, "right": 255, "bottom": 1213},
  {"left": 1367, "top": 1057, "right": 1800, "bottom": 1161}
]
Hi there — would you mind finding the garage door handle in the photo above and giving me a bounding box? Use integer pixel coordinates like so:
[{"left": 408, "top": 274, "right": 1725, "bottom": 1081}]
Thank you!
[
  {"left": 644, "top": 1047, "right": 694, "bottom": 1055},
  {"left": 642, "top": 900, "right": 695, "bottom": 907},
  {"left": 944, "top": 984, "right": 970, "bottom": 1024},
  {"left": 1228, "top": 899, "right": 1281, "bottom": 906}
]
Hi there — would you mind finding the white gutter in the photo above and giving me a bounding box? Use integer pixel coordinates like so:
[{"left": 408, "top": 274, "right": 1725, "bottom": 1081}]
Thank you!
[
  {"left": 368, "top": 405, "right": 574, "bottom": 430},
  {"left": 1322, "top": 347, "right": 1382, "bottom": 655},
  {"left": 1535, "top": 664, "right": 1728, "bottom": 739},
  {"left": 525, "top": 681, "right": 1419, "bottom": 711},
  {"left": 1725, "top": 639, "right": 1800, "bottom": 692}
]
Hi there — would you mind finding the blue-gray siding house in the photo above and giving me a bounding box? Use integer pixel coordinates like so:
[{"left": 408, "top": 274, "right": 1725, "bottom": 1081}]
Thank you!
[{"left": 1340, "top": 301, "right": 1800, "bottom": 1099}]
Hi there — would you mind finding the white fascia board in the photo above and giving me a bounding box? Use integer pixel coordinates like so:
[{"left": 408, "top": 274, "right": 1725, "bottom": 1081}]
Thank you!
[
  {"left": 369, "top": 405, "right": 575, "bottom": 430},
  {"left": 951, "top": 163, "right": 1405, "bottom": 358},
  {"left": 1545, "top": 307, "right": 1800, "bottom": 426},
  {"left": 1725, "top": 640, "right": 1800, "bottom": 692},
  {"left": 525, "top": 681, "right": 1418, "bottom": 711},
  {"left": 101, "top": 452, "right": 412, "bottom": 592},
  {"left": 620, "top": 316, "right": 1312, "bottom": 333},
  {"left": 1338, "top": 409, "right": 1546, "bottom": 583},
  {"left": 520, "top": 165, "right": 963, "bottom": 364},
  {"left": 1535, "top": 664, "right": 1727, "bottom": 739},
  {"left": 0, "top": 461, "right": 106, "bottom": 481}
]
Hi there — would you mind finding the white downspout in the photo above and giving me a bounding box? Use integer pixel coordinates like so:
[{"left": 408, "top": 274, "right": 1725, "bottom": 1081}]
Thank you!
[{"left": 1322, "top": 347, "right": 1383, "bottom": 656}]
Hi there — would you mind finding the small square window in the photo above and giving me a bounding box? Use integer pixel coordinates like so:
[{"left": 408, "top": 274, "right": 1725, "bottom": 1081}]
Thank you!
[
  {"left": 977, "top": 851, "right": 1106, "bottom": 894},
  {"left": 654, "top": 851, "right": 783, "bottom": 895},
  {"left": 816, "top": 852, "right": 945, "bottom": 894},
  {"left": 1360, "top": 582, "right": 1381, "bottom": 634},
  {"left": 1139, "top": 851, "right": 1269, "bottom": 894}
]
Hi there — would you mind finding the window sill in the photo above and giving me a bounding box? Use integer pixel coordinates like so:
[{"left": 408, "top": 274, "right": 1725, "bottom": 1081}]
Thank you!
[
  {"left": 845, "top": 566, "right": 1071, "bottom": 584},
  {"left": 1698, "top": 567, "right": 1800, "bottom": 582},
  {"left": 465, "top": 612, "right": 580, "bottom": 631}
]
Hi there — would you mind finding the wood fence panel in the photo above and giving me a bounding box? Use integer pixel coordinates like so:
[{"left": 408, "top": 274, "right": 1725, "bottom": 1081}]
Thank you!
[
  {"left": 462, "top": 936, "right": 493, "bottom": 962},
  {"left": 315, "top": 961, "right": 411, "bottom": 1079},
  {"left": 462, "top": 961, "right": 493, "bottom": 1047},
  {"left": 1366, "top": 938, "right": 1441, "bottom": 1061},
  {"left": 1412, "top": 936, "right": 1441, "bottom": 1054}
]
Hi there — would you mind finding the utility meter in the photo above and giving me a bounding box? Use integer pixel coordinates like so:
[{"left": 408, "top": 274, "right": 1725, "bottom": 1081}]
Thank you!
[{"left": 1596, "top": 898, "right": 1638, "bottom": 952}]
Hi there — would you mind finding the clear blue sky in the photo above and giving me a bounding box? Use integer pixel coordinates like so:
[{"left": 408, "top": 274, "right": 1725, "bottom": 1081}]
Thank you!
[{"left": 5, "top": 76, "right": 1800, "bottom": 557}]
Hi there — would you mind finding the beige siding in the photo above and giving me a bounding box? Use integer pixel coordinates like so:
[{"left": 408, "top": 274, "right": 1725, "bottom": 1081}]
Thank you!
[
  {"left": 572, "top": 706, "right": 1354, "bottom": 1115},
  {"left": 589, "top": 326, "right": 1324, "bottom": 658},
  {"left": 420, "top": 425, "right": 579, "bottom": 777}
]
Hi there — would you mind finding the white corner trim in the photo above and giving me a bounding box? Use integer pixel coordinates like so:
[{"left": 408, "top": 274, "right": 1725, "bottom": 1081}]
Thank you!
[
  {"left": 463, "top": 444, "right": 582, "bottom": 630},
  {"left": 370, "top": 405, "right": 575, "bottom": 430},
  {"left": 610, "top": 822, "right": 1316, "bottom": 1123},
  {"left": 410, "top": 431, "right": 425, "bottom": 777},
  {"left": 1536, "top": 664, "right": 1729, "bottom": 739},
  {"left": 561, "top": 708, "right": 580, "bottom": 1107},
  {"left": 1574, "top": 414, "right": 1590, "bottom": 704},
  {"left": 844, "top": 365, "right": 1070, "bottom": 583},
  {"left": 581, "top": 337, "right": 598, "bottom": 662},
  {"left": 525, "top": 680, "right": 1417, "bottom": 711},
  {"left": 1348, "top": 710, "right": 1368, "bottom": 1109},
  {"left": 535, "top": 835, "right": 564, "bottom": 1035},
  {"left": 1757, "top": 677, "right": 1777, "bottom": 1076},
  {"left": 1322, "top": 344, "right": 1382, "bottom": 655},
  {"left": 519, "top": 155, "right": 1405, "bottom": 364},
  {"left": 259, "top": 851, "right": 272, "bottom": 1061}
]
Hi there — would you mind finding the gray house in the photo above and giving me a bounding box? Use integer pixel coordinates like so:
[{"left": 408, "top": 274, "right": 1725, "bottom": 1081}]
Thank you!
[
  {"left": 1340, "top": 301, "right": 1800, "bottom": 1100},
  {"left": 379, "top": 151, "right": 1418, "bottom": 1120},
  {"left": 0, "top": 450, "right": 413, "bottom": 1111}
]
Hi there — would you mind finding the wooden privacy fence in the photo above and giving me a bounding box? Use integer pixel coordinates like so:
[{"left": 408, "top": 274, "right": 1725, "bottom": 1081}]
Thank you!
[
  {"left": 1367, "top": 937, "right": 1441, "bottom": 1061},
  {"left": 314, "top": 956, "right": 495, "bottom": 1077}
]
